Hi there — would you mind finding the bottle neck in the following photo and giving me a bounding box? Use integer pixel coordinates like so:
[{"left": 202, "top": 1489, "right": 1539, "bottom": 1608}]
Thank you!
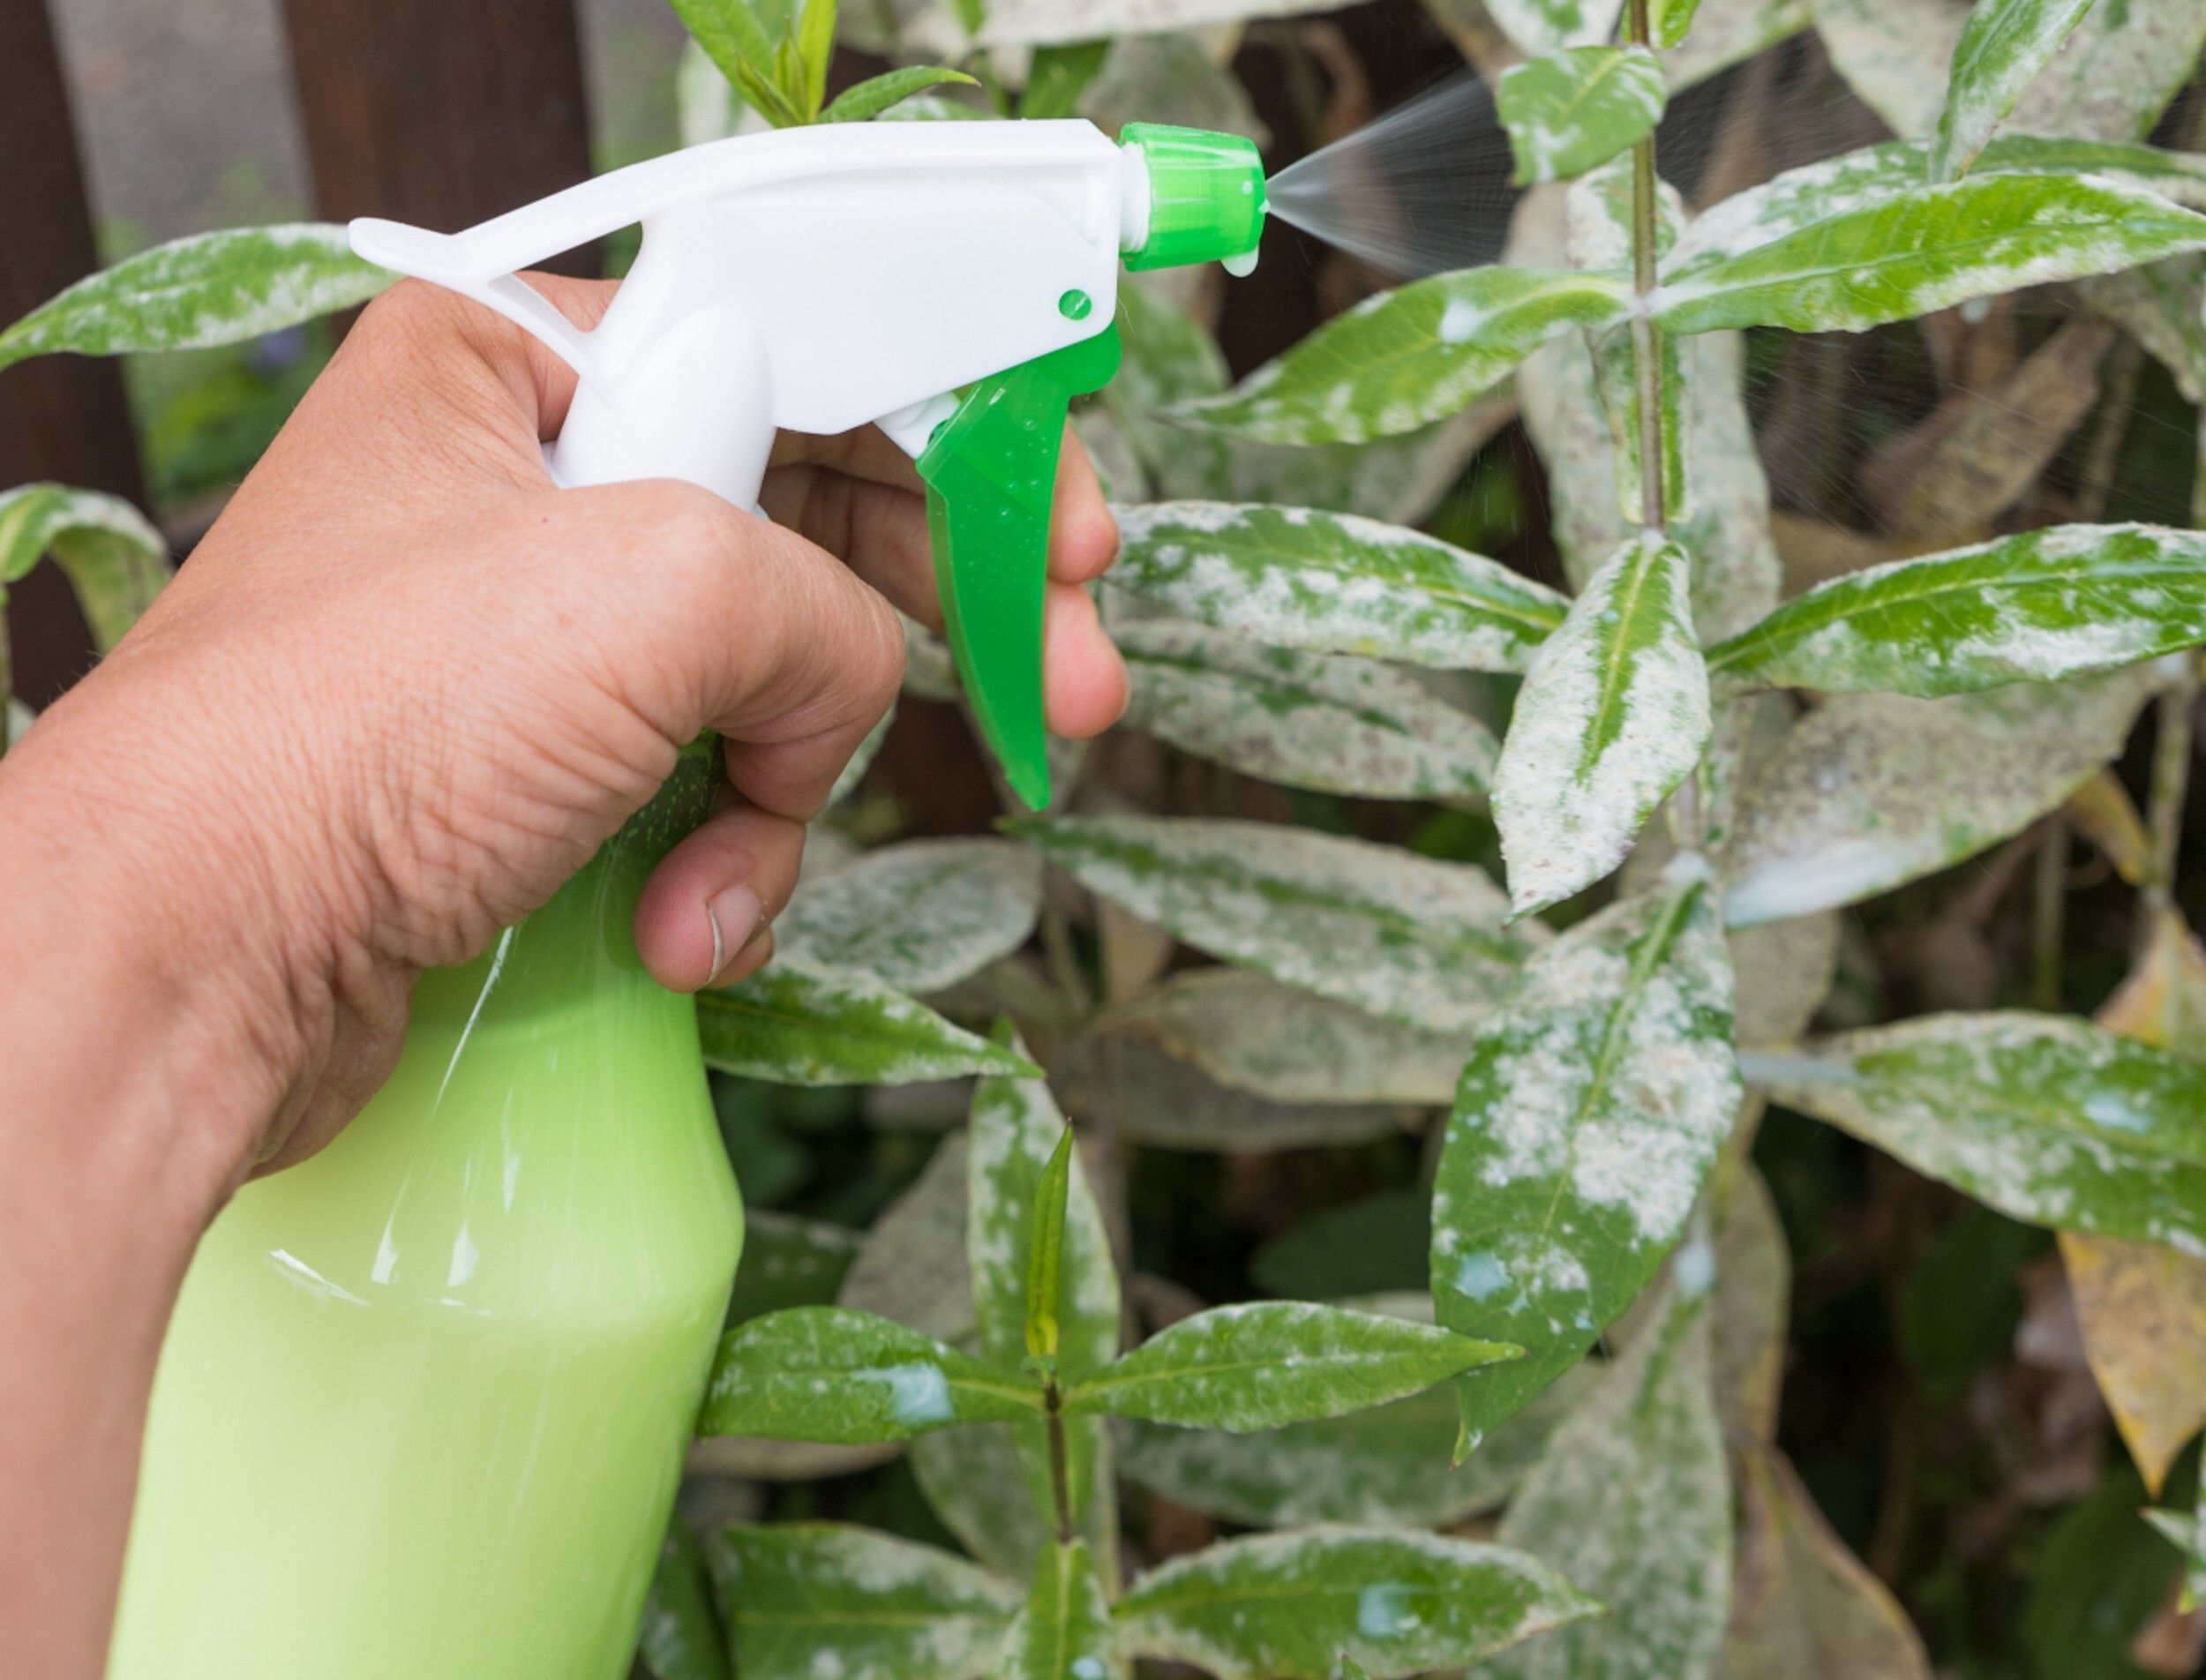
[{"left": 411, "top": 739, "right": 717, "bottom": 1021}]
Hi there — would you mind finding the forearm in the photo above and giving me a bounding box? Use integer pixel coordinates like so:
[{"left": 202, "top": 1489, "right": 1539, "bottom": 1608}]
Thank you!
[{"left": 0, "top": 701, "right": 297, "bottom": 1678}]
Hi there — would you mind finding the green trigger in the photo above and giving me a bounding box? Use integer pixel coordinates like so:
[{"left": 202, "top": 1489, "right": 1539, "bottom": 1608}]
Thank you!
[{"left": 917, "top": 324, "right": 1122, "bottom": 811}]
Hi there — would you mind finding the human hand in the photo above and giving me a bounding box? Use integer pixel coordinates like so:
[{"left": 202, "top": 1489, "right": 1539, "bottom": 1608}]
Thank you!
[{"left": 0, "top": 275, "right": 1124, "bottom": 1188}]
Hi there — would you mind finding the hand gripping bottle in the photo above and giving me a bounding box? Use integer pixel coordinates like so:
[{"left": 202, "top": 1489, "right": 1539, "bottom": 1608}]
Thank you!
[{"left": 109, "top": 118, "right": 1264, "bottom": 1679}]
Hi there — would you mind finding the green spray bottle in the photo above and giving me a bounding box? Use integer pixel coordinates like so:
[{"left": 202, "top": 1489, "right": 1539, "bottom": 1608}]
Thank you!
[{"left": 109, "top": 118, "right": 1264, "bottom": 1679}]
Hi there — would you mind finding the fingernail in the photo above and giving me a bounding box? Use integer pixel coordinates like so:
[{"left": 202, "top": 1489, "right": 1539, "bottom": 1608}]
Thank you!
[{"left": 704, "top": 885, "right": 763, "bottom": 982}]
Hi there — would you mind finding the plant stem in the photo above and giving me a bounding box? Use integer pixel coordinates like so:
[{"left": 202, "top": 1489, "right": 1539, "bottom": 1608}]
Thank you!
[
  {"left": 2142, "top": 666, "right": 2198, "bottom": 933},
  {"left": 1043, "top": 1378, "right": 1076, "bottom": 1545},
  {"left": 1626, "top": 0, "right": 1667, "bottom": 534}
]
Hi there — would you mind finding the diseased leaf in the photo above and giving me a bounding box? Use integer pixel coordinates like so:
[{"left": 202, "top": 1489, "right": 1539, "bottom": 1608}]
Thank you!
[
  {"left": 706, "top": 1522, "right": 1021, "bottom": 1680},
  {"left": 699, "top": 964, "right": 1040, "bottom": 1085},
  {"left": 728, "top": 1211, "right": 862, "bottom": 1326},
  {"left": 1706, "top": 525, "right": 2206, "bottom": 698},
  {"left": 1174, "top": 266, "right": 1630, "bottom": 446},
  {"left": 1721, "top": 669, "right": 2159, "bottom": 926},
  {"left": 702, "top": 1307, "right": 1043, "bottom": 1443},
  {"left": 820, "top": 64, "right": 977, "bottom": 121},
  {"left": 1108, "top": 502, "right": 1567, "bottom": 671},
  {"left": 910, "top": 1423, "right": 1057, "bottom": 1580},
  {"left": 1117, "top": 1359, "right": 1601, "bottom": 1529},
  {"left": 1665, "top": 0, "right": 1811, "bottom": 87},
  {"left": 1114, "top": 1527, "right": 1601, "bottom": 1679},
  {"left": 1493, "top": 533, "right": 1712, "bottom": 915},
  {"left": 1433, "top": 872, "right": 1739, "bottom": 1447},
  {"left": 1015, "top": 815, "right": 1542, "bottom": 1031},
  {"left": 2085, "top": 255, "right": 2206, "bottom": 403},
  {"left": 1486, "top": 0, "right": 1626, "bottom": 51},
  {"left": 1062, "top": 1302, "right": 1517, "bottom": 1430},
  {"left": 776, "top": 838, "right": 1042, "bottom": 995},
  {"left": 0, "top": 224, "right": 387, "bottom": 372},
  {"left": 1497, "top": 47, "right": 1669, "bottom": 187},
  {"left": 1718, "top": 1442, "right": 1932, "bottom": 1679},
  {"left": 639, "top": 1521, "right": 726, "bottom": 1680},
  {"left": 1002, "top": 1541, "right": 1123, "bottom": 1680},
  {"left": 1651, "top": 0, "right": 1706, "bottom": 47},
  {"left": 1931, "top": 0, "right": 2099, "bottom": 183},
  {"left": 1746, "top": 1013, "right": 2206, "bottom": 1252},
  {"left": 0, "top": 483, "right": 168, "bottom": 649},
  {"left": 841, "top": 1133, "right": 974, "bottom": 1345},
  {"left": 1654, "top": 175, "right": 2206, "bottom": 339},
  {"left": 1482, "top": 1279, "right": 1732, "bottom": 1680},
  {"left": 1091, "top": 967, "right": 1473, "bottom": 1107},
  {"left": 1119, "top": 620, "right": 1498, "bottom": 800}
]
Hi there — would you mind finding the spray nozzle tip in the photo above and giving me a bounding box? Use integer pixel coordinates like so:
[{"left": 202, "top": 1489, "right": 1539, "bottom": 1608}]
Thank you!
[{"left": 1122, "top": 123, "right": 1265, "bottom": 274}]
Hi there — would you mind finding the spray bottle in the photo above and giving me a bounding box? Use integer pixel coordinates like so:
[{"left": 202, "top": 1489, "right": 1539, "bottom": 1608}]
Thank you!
[{"left": 108, "top": 118, "right": 1264, "bottom": 1680}]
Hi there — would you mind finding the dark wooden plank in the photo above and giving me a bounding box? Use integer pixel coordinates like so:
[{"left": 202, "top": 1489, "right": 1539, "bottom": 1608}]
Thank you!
[
  {"left": 0, "top": 0, "right": 137, "bottom": 706},
  {"left": 281, "top": 0, "right": 600, "bottom": 271}
]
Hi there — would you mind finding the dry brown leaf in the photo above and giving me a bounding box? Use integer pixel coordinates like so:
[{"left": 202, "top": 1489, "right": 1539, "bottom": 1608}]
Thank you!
[
  {"left": 2061, "top": 909, "right": 2206, "bottom": 1495},
  {"left": 1719, "top": 1442, "right": 1932, "bottom": 1679}
]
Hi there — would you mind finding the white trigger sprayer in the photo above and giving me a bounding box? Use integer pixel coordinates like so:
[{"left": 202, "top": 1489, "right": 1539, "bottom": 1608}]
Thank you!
[{"left": 349, "top": 120, "right": 1266, "bottom": 807}]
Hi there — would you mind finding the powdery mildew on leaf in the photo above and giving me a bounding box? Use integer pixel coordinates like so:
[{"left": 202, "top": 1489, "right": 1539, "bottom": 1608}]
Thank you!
[
  {"left": 698, "top": 963, "right": 1037, "bottom": 1086},
  {"left": 1663, "top": 0, "right": 1812, "bottom": 91},
  {"left": 1745, "top": 1013, "right": 2206, "bottom": 1255},
  {"left": 0, "top": 224, "right": 388, "bottom": 372},
  {"left": 1001, "top": 1541, "right": 1124, "bottom": 1680},
  {"left": 1654, "top": 174, "right": 2206, "bottom": 339},
  {"left": 1115, "top": 1359, "right": 1601, "bottom": 1530},
  {"left": 1118, "top": 619, "right": 1498, "bottom": 800},
  {"left": 1015, "top": 814, "right": 1542, "bottom": 1031},
  {"left": 1431, "top": 875, "right": 1739, "bottom": 1447},
  {"left": 1485, "top": 0, "right": 1626, "bottom": 51},
  {"left": 1930, "top": 0, "right": 2100, "bottom": 183},
  {"left": 838, "top": 1133, "right": 974, "bottom": 1345},
  {"left": 1174, "top": 266, "right": 1631, "bottom": 446},
  {"left": 706, "top": 1522, "right": 1021, "bottom": 1680},
  {"left": 908, "top": 1424, "right": 1059, "bottom": 1580},
  {"left": 1114, "top": 1526, "right": 1601, "bottom": 1679},
  {"left": 1062, "top": 1301, "right": 1513, "bottom": 1432},
  {"left": 775, "top": 838, "right": 1042, "bottom": 995},
  {"left": 1497, "top": 47, "right": 1668, "bottom": 187},
  {"left": 1092, "top": 967, "right": 1474, "bottom": 1107},
  {"left": 1721, "top": 666, "right": 2159, "bottom": 926},
  {"left": 0, "top": 482, "right": 169, "bottom": 650},
  {"left": 1482, "top": 1282, "right": 1732, "bottom": 1680},
  {"left": 1493, "top": 533, "right": 1713, "bottom": 915},
  {"left": 1707, "top": 523, "right": 2206, "bottom": 697},
  {"left": 1109, "top": 502, "right": 1567, "bottom": 671}
]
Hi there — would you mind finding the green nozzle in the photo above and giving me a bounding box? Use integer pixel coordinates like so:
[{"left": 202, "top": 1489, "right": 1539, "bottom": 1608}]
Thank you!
[{"left": 1122, "top": 123, "right": 1265, "bottom": 273}]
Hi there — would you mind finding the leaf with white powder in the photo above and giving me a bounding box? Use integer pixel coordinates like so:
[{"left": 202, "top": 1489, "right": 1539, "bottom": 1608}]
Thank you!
[
  {"left": 1930, "top": 0, "right": 2099, "bottom": 182},
  {"left": 1705, "top": 524, "right": 2206, "bottom": 698},
  {"left": 699, "top": 965, "right": 1039, "bottom": 1085},
  {"left": 1745, "top": 1014, "right": 2206, "bottom": 1254},
  {"left": 1119, "top": 620, "right": 1498, "bottom": 800},
  {"left": 1002, "top": 1541, "right": 1124, "bottom": 1680},
  {"left": 1174, "top": 266, "right": 1631, "bottom": 446},
  {"left": 1014, "top": 815, "right": 1542, "bottom": 1031},
  {"left": 776, "top": 838, "right": 1042, "bottom": 994},
  {"left": 1494, "top": 532, "right": 1712, "bottom": 916},
  {"left": 0, "top": 482, "right": 169, "bottom": 650},
  {"left": 1431, "top": 874, "right": 1740, "bottom": 1449},
  {"left": 1497, "top": 47, "right": 1669, "bottom": 187},
  {"left": 1484, "top": 0, "right": 1626, "bottom": 51}
]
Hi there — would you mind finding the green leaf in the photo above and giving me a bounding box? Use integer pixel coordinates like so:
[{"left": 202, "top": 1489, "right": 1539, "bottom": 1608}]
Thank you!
[
  {"left": 1707, "top": 524, "right": 2206, "bottom": 698},
  {"left": 1013, "top": 815, "right": 1542, "bottom": 1031},
  {"left": 0, "top": 225, "right": 387, "bottom": 374},
  {"left": 1108, "top": 502, "right": 1567, "bottom": 671},
  {"left": 1174, "top": 267, "right": 1631, "bottom": 445},
  {"left": 1117, "top": 620, "right": 1498, "bottom": 801},
  {"left": 639, "top": 1521, "right": 726, "bottom": 1680},
  {"left": 1721, "top": 666, "right": 2160, "bottom": 925},
  {"left": 2143, "top": 1506, "right": 2206, "bottom": 1608},
  {"left": 1485, "top": 0, "right": 1625, "bottom": 52},
  {"left": 1020, "top": 40, "right": 1108, "bottom": 117},
  {"left": 1654, "top": 174, "right": 2206, "bottom": 338},
  {"left": 1744, "top": 1014, "right": 2206, "bottom": 1251},
  {"left": 1497, "top": 47, "right": 1668, "bottom": 187},
  {"left": 910, "top": 1423, "right": 1058, "bottom": 1579},
  {"left": 1061, "top": 1301, "right": 1517, "bottom": 1430},
  {"left": 1931, "top": 0, "right": 2099, "bottom": 183},
  {"left": 706, "top": 1522, "right": 1021, "bottom": 1680},
  {"left": 1493, "top": 533, "right": 1712, "bottom": 916},
  {"left": 1114, "top": 1526, "right": 1601, "bottom": 1679},
  {"left": 795, "top": 0, "right": 836, "bottom": 116},
  {"left": 1432, "top": 873, "right": 1739, "bottom": 1449},
  {"left": 670, "top": 0, "right": 779, "bottom": 86},
  {"left": 1482, "top": 1279, "right": 1731, "bottom": 1680},
  {"left": 821, "top": 65, "right": 979, "bottom": 122},
  {"left": 1651, "top": 0, "right": 1706, "bottom": 46},
  {"left": 698, "top": 964, "right": 1040, "bottom": 1085},
  {"left": 1118, "top": 1352, "right": 1600, "bottom": 1529},
  {"left": 735, "top": 59, "right": 809, "bottom": 127},
  {"left": 702, "top": 1306, "right": 1043, "bottom": 1442},
  {"left": 1092, "top": 968, "right": 1473, "bottom": 1108},
  {"left": 777, "top": 838, "right": 1042, "bottom": 994},
  {"left": 1023, "top": 1128, "right": 1074, "bottom": 1365},
  {"left": 1002, "top": 1541, "right": 1123, "bottom": 1680},
  {"left": 0, "top": 483, "right": 168, "bottom": 649},
  {"left": 727, "top": 1211, "right": 861, "bottom": 1326}
]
